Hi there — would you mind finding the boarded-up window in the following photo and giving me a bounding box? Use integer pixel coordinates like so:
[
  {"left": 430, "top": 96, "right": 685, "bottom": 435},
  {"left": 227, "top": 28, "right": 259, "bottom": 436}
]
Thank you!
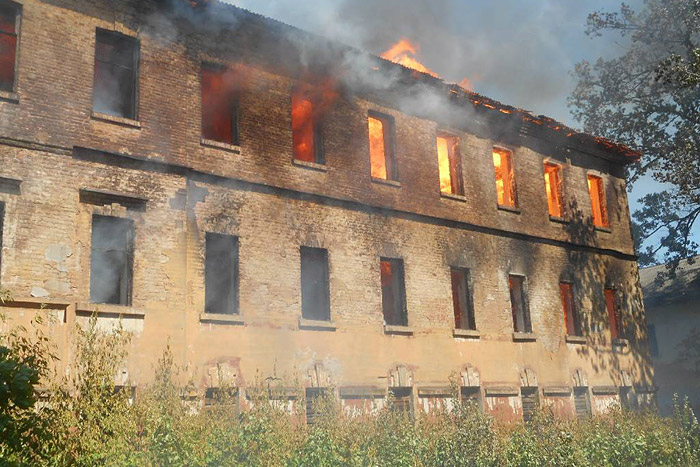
[
  {"left": 573, "top": 387, "right": 591, "bottom": 419},
  {"left": 587, "top": 174, "right": 608, "bottom": 228},
  {"left": 201, "top": 64, "right": 239, "bottom": 145},
  {"left": 544, "top": 162, "right": 563, "bottom": 217},
  {"left": 509, "top": 275, "right": 531, "bottom": 333},
  {"left": 93, "top": 29, "right": 139, "bottom": 119},
  {"left": 493, "top": 147, "right": 516, "bottom": 207},
  {"left": 460, "top": 386, "right": 481, "bottom": 407},
  {"left": 437, "top": 133, "right": 463, "bottom": 195},
  {"left": 301, "top": 247, "right": 330, "bottom": 321},
  {"left": 451, "top": 267, "right": 475, "bottom": 330},
  {"left": 560, "top": 282, "right": 582, "bottom": 336},
  {"left": 605, "top": 287, "right": 622, "bottom": 339},
  {"left": 0, "top": 2, "right": 20, "bottom": 92},
  {"left": 205, "top": 233, "right": 239, "bottom": 315},
  {"left": 390, "top": 387, "right": 412, "bottom": 417},
  {"left": 292, "top": 90, "right": 324, "bottom": 164},
  {"left": 305, "top": 387, "right": 327, "bottom": 425},
  {"left": 380, "top": 258, "right": 407, "bottom": 326},
  {"left": 521, "top": 387, "right": 538, "bottom": 423},
  {"left": 368, "top": 112, "right": 397, "bottom": 181},
  {"left": 90, "top": 215, "right": 134, "bottom": 305}
]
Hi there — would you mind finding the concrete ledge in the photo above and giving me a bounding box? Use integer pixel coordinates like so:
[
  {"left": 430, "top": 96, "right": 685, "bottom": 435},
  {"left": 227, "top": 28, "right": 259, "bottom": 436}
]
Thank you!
[
  {"left": 245, "top": 387, "right": 299, "bottom": 400},
  {"left": 634, "top": 384, "right": 658, "bottom": 394},
  {"left": 76, "top": 302, "right": 146, "bottom": 318},
  {"left": 200, "top": 313, "right": 245, "bottom": 325},
  {"left": 384, "top": 324, "right": 414, "bottom": 335},
  {"left": 0, "top": 297, "right": 71, "bottom": 309},
  {"left": 485, "top": 386, "right": 519, "bottom": 397},
  {"left": 594, "top": 226, "right": 612, "bottom": 233},
  {"left": 91, "top": 111, "right": 141, "bottom": 129},
  {"left": 339, "top": 386, "right": 385, "bottom": 398},
  {"left": 512, "top": 332, "right": 537, "bottom": 342},
  {"left": 0, "top": 90, "right": 19, "bottom": 103},
  {"left": 565, "top": 335, "right": 587, "bottom": 344},
  {"left": 292, "top": 159, "right": 327, "bottom": 172},
  {"left": 200, "top": 138, "right": 241, "bottom": 153},
  {"left": 371, "top": 177, "right": 401, "bottom": 188},
  {"left": 549, "top": 215, "right": 568, "bottom": 224},
  {"left": 299, "top": 318, "right": 336, "bottom": 331},
  {"left": 592, "top": 385, "right": 619, "bottom": 396},
  {"left": 497, "top": 204, "right": 521, "bottom": 214},
  {"left": 453, "top": 328, "right": 480, "bottom": 339},
  {"left": 440, "top": 192, "right": 467, "bottom": 202},
  {"left": 417, "top": 386, "right": 452, "bottom": 397},
  {"left": 543, "top": 386, "right": 572, "bottom": 396}
]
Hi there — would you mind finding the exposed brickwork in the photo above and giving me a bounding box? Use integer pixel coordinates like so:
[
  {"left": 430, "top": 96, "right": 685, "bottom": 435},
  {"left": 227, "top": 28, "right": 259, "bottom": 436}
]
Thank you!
[{"left": 0, "top": 0, "right": 653, "bottom": 420}]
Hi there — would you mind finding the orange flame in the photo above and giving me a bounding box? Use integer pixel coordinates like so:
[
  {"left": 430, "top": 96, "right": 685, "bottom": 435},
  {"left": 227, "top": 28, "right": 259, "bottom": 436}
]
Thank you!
[
  {"left": 381, "top": 39, "right": 439, "bottom": 78},
  {"left": 368, "top": 116, "right": 387, "bottom": 179},
  {"left": 437, "top": 136, "right": 452, "bottom": 193}
]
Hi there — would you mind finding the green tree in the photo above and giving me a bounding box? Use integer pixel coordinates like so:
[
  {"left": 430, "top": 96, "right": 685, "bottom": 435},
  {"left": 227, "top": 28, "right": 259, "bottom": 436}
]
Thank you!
[{"left": 569, "top": 0, "right": 700, "bottom": 273}]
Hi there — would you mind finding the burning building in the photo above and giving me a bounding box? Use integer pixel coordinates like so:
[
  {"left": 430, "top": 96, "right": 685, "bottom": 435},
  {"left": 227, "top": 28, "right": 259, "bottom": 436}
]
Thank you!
[{"left": 0, "top": 0, "right": 655, "bottom": 422}]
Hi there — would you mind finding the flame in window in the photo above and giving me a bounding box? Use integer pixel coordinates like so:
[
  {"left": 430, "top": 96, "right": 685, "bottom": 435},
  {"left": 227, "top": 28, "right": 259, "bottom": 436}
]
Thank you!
[{"left": 369, "top": 116, "right": 387, "bottom": 179}]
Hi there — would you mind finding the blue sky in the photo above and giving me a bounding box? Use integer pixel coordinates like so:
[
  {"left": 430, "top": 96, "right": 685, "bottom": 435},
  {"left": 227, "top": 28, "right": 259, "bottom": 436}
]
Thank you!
[{"left": 224, "top": 0, "right": 691, "bottom": 248}]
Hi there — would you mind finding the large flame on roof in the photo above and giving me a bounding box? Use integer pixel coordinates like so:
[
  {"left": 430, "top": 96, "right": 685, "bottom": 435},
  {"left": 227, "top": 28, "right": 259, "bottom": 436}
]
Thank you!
[{"left": 380, "top": 39, "right": 439, "bottom": 78}]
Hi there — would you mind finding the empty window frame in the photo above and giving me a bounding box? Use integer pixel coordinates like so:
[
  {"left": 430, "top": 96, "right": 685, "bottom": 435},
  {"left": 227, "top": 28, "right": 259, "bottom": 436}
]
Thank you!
[
  {"left": 604, "top": 287, "right": 622, "bottom": 340},
  {"left": 90, "top": 215, "right": 134, "bottom": 305},
  {"left": 205, "top": 233, "right": 239, "bottom": 315},
  {"left": 509, "top": 275, "right": 531, "bottom": 333},
  {"left": 305, "top": 387, "right": 327, "bottom": 425},
  {"left": 560, "top": 282, "right": 582, "bottom": 336},
  {"left": 368, "top": 112, "right": 397, "bottom": 181},
  {"left": 93, "top": 29, "right": 139, "bottom": 119},
  {"left": 292, "top": 89, "right": 324, "bottom": 164},
  {"left": 451, "top": 267, "right": 475, "bottom": 330},
  {"left": 587, "top": 174, "right": 609, "bottom": 228},
  {"left": 460, "top": 386, "right": 481, "bottom": 408},
  {"left": 573, "top": 387, "right": 591, "bottom": 419},
  {"left": 0, "top": 1, "right": 20, "bottom": 93},
  {"left": 380, "top": 258, "right": 407, "bottom": 326},
  {"left": 493, "top": 147, "right": 516, "bottom": 208},
  {"left": 300, "top": 246, "right": 330, "bottom": 321},
  {"left": 201, "top": 64, "right": 240, "bottom": 145},
  {"left": 520, "top": 387, "right": 538, "bottom": 423},
  {"left": 437, "top": 133, "right": 463, "bottom": 195},
  {"left": 544, "top": 162, "right": 563, "bottom": 218},
  {"left": 389, "top": 387, "right": 413, "bottom": 416}
]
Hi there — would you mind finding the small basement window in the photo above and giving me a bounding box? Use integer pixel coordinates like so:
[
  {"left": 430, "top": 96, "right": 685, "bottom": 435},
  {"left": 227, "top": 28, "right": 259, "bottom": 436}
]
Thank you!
[
  {"left": 300, "top": 247, "right": 330, "bottom": 321},
  {"left": 573, "top": 387, "right": 591, "bottom": 419},
  {"left": 93, "top": 29, "right": 139, "bottom": 120},
  {"left": 587, "top": 174, "right": 609, "bottom": 228},
  {"left": 460, "top": 386, "right": 481, "bottom": 407},
  {"left": 389, "top": 387, "right": 413, "bottom": 417},
  {"left": 521, "top": 387, "right": 538, "bottom": 423},
  {"left": 305, "top": 387, "right": 328, "bottom": 425},
  {"left": 509, "top": 275, "right": 531, "bottom": 333},
  {"left": 544, "top": 162, "right": 563, "bottom": 217},
  {"left": 437, "top": 133, "right": 463, "bottom": 195},
  {"left": 493, "top": 147, "right": 516, "bottom": 208},
  {"left": 205, "top": 233, "right": 239, "bottom": 315},
  {"left": 292, "top": 89, "right": 324, "bottom": 164},
  {"left": 560, "top": 282, "right": 582, "bottom": 336},
  {"left": 201, "top": 64, "right": 240, "bottom": 145},
  {"left": 604, "top": 287, "right": 622, "bottom": 340},
  {"left": 0, "top": 1, "right": 20, "bottom": 93},
  {"left": 451, "top": 267, "right": 475, "bottom": 330},
  {"left": 90, "top": 215, "right": 134, "bottom": 305},
  {"left": 380, "top": 257, "right": 407, "bottom": 326},
  {"left": 368, "top": 112, "right": 397, "bottom": 181}
]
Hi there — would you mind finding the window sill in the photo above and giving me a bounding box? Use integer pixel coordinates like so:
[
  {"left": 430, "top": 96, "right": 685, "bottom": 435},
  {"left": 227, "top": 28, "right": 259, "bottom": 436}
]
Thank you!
[
  {"left": 199, "top": 313, "right": 245, "bottom": 325},
  {"left": 612, "top": 338, "right": 629, "bottom": 347},
  {"left": 565, "top": 335, "right": 587, "bottom": 344},
  {"left": 384, "top": 324, "right": 414, "bottom": 335},
  {"left": 0, "top": 90, "right": 19, "bottom": 103},
  {"left": 371, "top": 177, "right": 401, "bottom": 188},
  {"left": 497, "top": 204, "right": 520, "bottom": 214},
  {"left": 292, "top": 158, "right": 327, "bottom": 172},
  {"left": 200, "top": 138, "right": 241, "bottom": 154},
  {"left": 453, "top": 328, "right": 480, "bottom": 339},
  {"left": 549, "top": 215, "right": 568, "bottom": 224},
  {"left": 91, "top": 111, "right": 141, "bottom": 129},
  {"left": 594, "top": 226, "right": 611, "bottom": 233},
  {"left": 77, "top": 302, "right": 146, "bottom": 318},
  {"left": 543, "top": 386, "right": 572, "bottom": 397},
  {"left": 485, "top": 386, "right": 519, "bottom": 397},
  {"left": 299, "top": 318, "right": 336, "bottom": 331},
  {"left": 440, "top": 192, "right": 467, "bottom": 202},
  {"left": 512, "top": 332, "right": 537, "bottom": 342}
]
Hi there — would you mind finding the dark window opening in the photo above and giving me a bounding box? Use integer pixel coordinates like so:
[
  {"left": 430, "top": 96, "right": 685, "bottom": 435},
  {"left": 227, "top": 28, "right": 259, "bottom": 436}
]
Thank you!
[
  {"left": 204, "top": 387, "right": 238, "bottom": 410},
  {"left": 560, "top": 282, "right": 582, "bottom": 336},
  {"left": 93, "top": 29, "right": 139, "bottom": 119},
  {"left": 573, "top": 387, "right": 591, "bottom": 419},
  {"left": 368, "top": 112, "right": 397, "bottom": 181},
  {"left": 509, "top": 275, "right": 531, "bottom": 333},
  {"left": 380, "top": 258, "right": 407, "bottom": 326},
  {"left": 460, "top": 386, "right": 481, "bottom": 407},
  {"left": 451, "top": 267, "right": 475, "bottom": 330},
  {"left": 390, "top": 387, "right": 412, "bottom": 417},
  {"left": 437, "top": 133, "right": 463, "bottom": 195},
  {"left": 648, "top": 324, "right": 659, "bottom": 357},
  {"left": 305, "top": 387, "right": 327, "bottom": 425},
  {"left": 605, "top": 287, "right": 622, "bottom": 340},
  {"left": 201, "top": 64, "right": 240, "bottom": 145},
  {"left": 301, "top": 246, "right": 330, "bottom": 321},
  {"left": 0, "top": 2, "right": 20, "bottom": 93},
  {"left": 205, "top": 233, "right": 239, "bottom": 315},
  {"left": 521, "top": 387, "right": 538, "bottom": 423},
  {"left": 292, "top": 89, "right": 325, "bottom": 164},
  {"left": 90, "top": 215, "right": 134, "bottom": 305}
]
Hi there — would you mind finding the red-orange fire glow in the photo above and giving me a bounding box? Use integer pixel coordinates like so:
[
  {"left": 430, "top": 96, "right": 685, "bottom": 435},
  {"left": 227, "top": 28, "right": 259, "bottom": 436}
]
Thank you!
[
  {"left": 381, "top": 39, "right": 439, "bottom": 78},
  {"left": 292, "top": 94, "right": 315, "bottom": 162},
  {"left": 369, "top": 116, "right": 387, "bottom": 179}
]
